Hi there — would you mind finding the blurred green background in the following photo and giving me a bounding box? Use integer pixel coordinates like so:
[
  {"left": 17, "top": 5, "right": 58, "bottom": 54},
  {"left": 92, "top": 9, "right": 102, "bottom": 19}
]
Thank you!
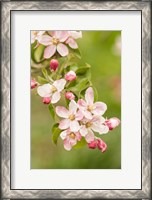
[{"left": 31, "top": 31, "right": 121, "bottom": 169}]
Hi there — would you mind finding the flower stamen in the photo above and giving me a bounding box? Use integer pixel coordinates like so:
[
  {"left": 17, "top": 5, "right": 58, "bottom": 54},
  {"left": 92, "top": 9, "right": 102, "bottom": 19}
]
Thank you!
[
  {"left": 69, "top": 132, "right": 75, "bottom": 139},
  {"left": 52, "top": 38, "right": 59, "bottom": 45},
  {"left": 69, "top": 115, "right": 75, "bottom": 121},
  {"left": 86, "top": 122, "right": 92, "bottom": 128},
  {"left": 87, "top": 105, "right": 94, "bottom": 111}
]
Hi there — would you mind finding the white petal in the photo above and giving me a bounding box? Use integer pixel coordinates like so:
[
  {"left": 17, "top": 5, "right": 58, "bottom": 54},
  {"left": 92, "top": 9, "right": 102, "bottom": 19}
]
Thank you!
[
  {"left": 59, "top": 119, "right": 70, "bottom": 130},
  {"left": 51, "top": 92, "right": 61, "bottom": 104},
  {"left": 37, "top": 84, "right": 51, "bottom": 97},
  {"left": 80, "top": 125, "right": 88, "bottom": 136},
  {"left": 85, "top": 130, "right": 94, "bottom": 143},
  {"left": 69, "top": 31, "right": 82, "bottom": 39},
  {"left": 85, "top": 87, "right": 94, "bottom": 105},
  {"left": 44, "top": 45, "right": 56, "bottom": 59},
  {"left": 38, "top": 35, "right": 52, "bottom": 46},
  {"left": 69, "top": 100, "right": 78, "bottom": 114},
  {"left": 70, "top": 120, "right": 80, "bottom": 132},
  {"left": 53, "top": 79, "right": 66, "bottom": 92},
  {"left": 60, "top": 130, "right": 68, "bottom": 140},
  {"left": 56, "top": 106, "right": 69, "bottom": 118},
  {"left": 57, "top": 43, "right": 69, "bottom": 57}
]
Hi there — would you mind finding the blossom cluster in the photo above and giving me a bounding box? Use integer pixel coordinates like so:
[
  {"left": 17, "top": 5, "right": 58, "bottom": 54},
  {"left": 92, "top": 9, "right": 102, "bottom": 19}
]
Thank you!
[
  {"left": 31, "top": 30, "right": 120, "bottom": 153},
  {"left": 31, "top": 31, "right": 82, "bottom": 58}
]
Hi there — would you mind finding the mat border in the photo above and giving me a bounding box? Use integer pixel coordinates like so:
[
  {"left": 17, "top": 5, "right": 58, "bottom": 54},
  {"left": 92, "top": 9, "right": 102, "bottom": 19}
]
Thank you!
[{"left": 1, "top": 1, "right": 151, "bottom": 199}]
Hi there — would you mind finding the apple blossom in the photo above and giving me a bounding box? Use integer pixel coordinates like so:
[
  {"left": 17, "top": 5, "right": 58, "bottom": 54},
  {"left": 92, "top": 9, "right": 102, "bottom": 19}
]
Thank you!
[
  {"left": 65, "top": 71, "right": 76, "bottom": 81},
  {"left": 60, "top": 128, "right": 82, "bottom": 151},
  {"left": 66, "top": 31, "right": 82, "bottom": 49},
  {"left": 37, "top": 78, "right": 66, "bottom": 104},
  {"left": 38, "top": 31, "right": 69, "bottom": 58},
  {"left": 31, "top": 31, "right": 45, "bottom": 44},
  {"left": 56, "top": 100, "right": 83, "bottom": 132},
  {"left": 78, "top": 87, "right": 107, "bottom": 119},
  {"left": 42, "top": 97, "right": 51, "bottom": 104},
  {"left": 105, "top": 117, "right": 120, "bottom": 130},
  {"left": 65, "top": 92, "right": 75, "bottom": 100},
  {"left": 50, "top": 59, "right": 59, "bottom": 71},
  {"left": 31, "top": 79, "right": 37, "bottom": 89},
  {"left": 80, "top": 116, "right": 109, "bottom": 143}
]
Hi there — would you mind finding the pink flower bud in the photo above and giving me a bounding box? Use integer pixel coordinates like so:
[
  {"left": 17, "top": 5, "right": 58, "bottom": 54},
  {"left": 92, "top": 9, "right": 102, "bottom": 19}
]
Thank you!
[
  {"left": 97, "top": 139, "right": 107, "bottom": 153},
  {"left": 88, "top": 140, "right": 97, "bottom": 149},
  {"left": 65, "top": 71, "right": 76, "bottom": 81},
  {"left": 65, "top": 92, "right": 75, "bottom": 100},
  {"left": 42, "top": 97, "right": 51, "bottom": 104},
  {"left": 50, "top": 59, "right": 59, "bottom": 71},
  {"left": 31, "top": 79, "right": 37, "bottom": 89},
  {"left": 105, "top": 117, "right": 120, "bottom": 130}
]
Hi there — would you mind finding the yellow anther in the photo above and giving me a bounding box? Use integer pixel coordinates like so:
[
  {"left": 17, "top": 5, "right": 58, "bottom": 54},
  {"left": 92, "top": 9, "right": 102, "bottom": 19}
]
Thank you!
[
  {"left": 87, "top": 105, "right": 94, "bottom": 111},
  {"left": 86, "top": 122, "right": 92, "bottom": 128},
  {"left": 69, "top": 115, "right": 75, "bottom": 121},
  {"left": 52, "top": 38, "right": 59, "bottom": 45},
  {"left": 69, "top": 132, "right": 75, "bottom": 139}
]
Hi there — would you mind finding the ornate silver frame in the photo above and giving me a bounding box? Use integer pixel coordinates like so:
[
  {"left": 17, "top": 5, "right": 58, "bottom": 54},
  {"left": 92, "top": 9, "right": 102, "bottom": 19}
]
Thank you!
[{"left": 1, "top": 1, "right": 151, "bottom": 199}]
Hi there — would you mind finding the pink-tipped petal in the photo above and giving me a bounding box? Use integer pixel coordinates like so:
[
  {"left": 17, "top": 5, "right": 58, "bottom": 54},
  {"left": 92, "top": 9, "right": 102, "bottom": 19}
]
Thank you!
[
  {"left": 75, "top": 132, "right": 82, "bottom": 141},
  {"left": 44, "top": 45, "right": 56, "bottom": 59},
  {"left": 69, "top": 100, "right": 78, "bottom": 114},
  {"left": 64, "top": 139, "right": 72, "bottom": 151},
  {"left": 37, "top": 84, "right": 51, "bottom": 97},
  {"left": 93, "top": 102, "right": 107, "bottom": 115},
  {"left": 56, "top": 106, "right": 69, "bottom": 118},
  {"left": 66, "top": 38, "right": 78, "bottom": 49},
  {"left": 97, "top": 139, "right": 107, "bottom": 153},
  {"left": 53, "top": 31, "right": 69, "bottom": 42},
  {"left": 38, "top": 35, "right": 52, "bottom": 46},
  {"left": 77, "top": 99, "right": 87, "bottom": 108},
  {"left": 51, "top": 92, "right": 61, "bottom": 104},
  {"left": 70, "top": 120, "right": 80, "bottom": 132},
  {"left": 75, "top": 110, "right": 84, "bottom": 121},
  {"left": 59, "top": 119, "right": 70, "bottom": 130},
  {"left": 83, "top": 110, "right": 93, "bottom": 120},
  {"left": 57, "top": 43, "right": 69, "bottom": 57},
  {"left": 85, "top": 130, "right": 94, "bottom": 143},
  {"left": 53, "top": 79, "right": 66, "bottom": 92},
  {"left": 92, "top": 124, "right": 109, "bottom": 134},
  {"left": 85, "top": 87, "right": 94, "bottom": 105},
  {"left": 80, "top": 125, "right": 88, "bottom": 136}
]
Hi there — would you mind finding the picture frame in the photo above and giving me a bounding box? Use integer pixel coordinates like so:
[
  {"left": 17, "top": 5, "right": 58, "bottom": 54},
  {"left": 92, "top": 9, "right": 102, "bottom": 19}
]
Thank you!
[{"left": 1, "top": 0, "right": 151, "bottom": 199}]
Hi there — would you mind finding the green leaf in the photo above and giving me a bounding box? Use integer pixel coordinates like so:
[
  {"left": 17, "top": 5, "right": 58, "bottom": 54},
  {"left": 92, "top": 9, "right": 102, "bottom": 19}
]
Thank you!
[
  {"left": 34, "top": 44, "right": 45, "bottom": 63},
  {"left": 37, "top": 76, "right": 49, "bottom": 84},
  {"left": 51, "top": 123, "right": 62, "bottom": 145},
  {"left": 68, "top": 78, "right": 91, "bottom": 92},
  {"left": 48, "top": 104, "right": 55, "bottom": 120},
  {"left": 75, "top": 65, "right": 90, "bottom": 76},
  {"left": 73, "top": 137, "right": 87, "bottom": 149}
]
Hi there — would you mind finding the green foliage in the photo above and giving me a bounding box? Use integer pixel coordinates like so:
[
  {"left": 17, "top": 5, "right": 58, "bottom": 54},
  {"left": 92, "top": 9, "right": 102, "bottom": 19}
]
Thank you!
[
  {"left": 73, "top": 137, "right": 87, "bottom": 149},
  {"left": 51, "top": 123, "right": 62, "bottom": 145}
]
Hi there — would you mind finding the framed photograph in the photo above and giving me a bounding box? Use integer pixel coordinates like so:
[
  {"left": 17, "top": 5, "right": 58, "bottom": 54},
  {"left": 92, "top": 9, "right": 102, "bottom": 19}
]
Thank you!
[{"left": 1, "top": 0, "right": 151, "bottom": 199}]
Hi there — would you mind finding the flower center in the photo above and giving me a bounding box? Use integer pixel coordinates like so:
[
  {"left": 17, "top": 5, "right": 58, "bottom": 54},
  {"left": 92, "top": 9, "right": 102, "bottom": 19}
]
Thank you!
[
  {"left": 51, "top": 85, "right": 57, "bottom": 93},
  {"left": 86, "top": 122, "right": 92, "bottom": 128},
  {"left": 87, "top": 105, "right": 94, "bottom": 112},
  {"left": 52, "top": 38, "right": 59, "bottom": 45},
  {"left": 69, "top": 114, "right": 75, "bottom": 121},
  {"left": 69, "top": 132, "right": 75, "bottom": 139}
]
